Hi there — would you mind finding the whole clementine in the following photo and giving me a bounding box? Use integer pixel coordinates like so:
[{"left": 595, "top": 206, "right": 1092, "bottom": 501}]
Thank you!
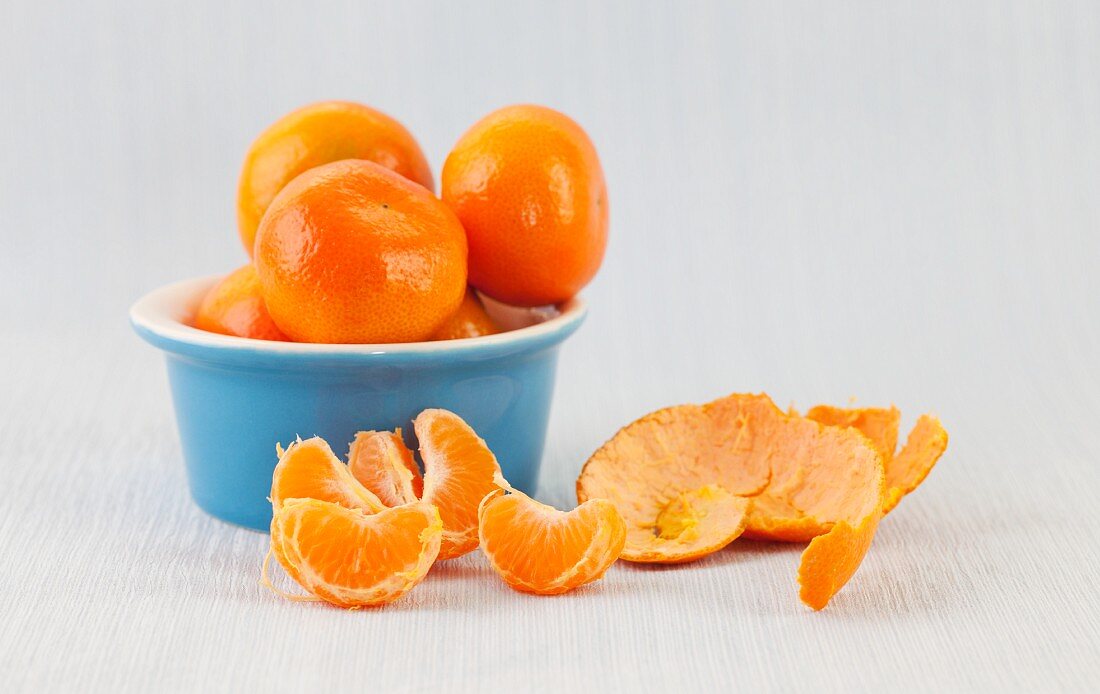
[
  {"left": 237, "top": 100, "right": 433, "bottom": 256},
  {"left": 254, "top": 159, "right": 467, "bottom": 344},
  {"left": 442, "top": 104, "right": 608, "bottom": 307},
  {"left": 431, "top": 287, "right": 500, "bottom": 341},
  {"left": 193, "top": 264, "right": 288, "bottom": 341}
]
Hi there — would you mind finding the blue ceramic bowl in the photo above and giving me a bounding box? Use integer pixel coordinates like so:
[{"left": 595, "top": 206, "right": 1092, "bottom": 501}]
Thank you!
[{"left": 130, "top": 276, "right": 586, "bottom": 531}]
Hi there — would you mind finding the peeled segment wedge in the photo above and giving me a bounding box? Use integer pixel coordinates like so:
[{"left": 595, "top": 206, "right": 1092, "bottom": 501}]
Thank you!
[
  {"left": 343, "top": 409, "right": 505, "bottom": 561},
  {"left": 348, "top": 429, "right": 423, "bottom": 507},
  {"left": 415, "top": 409, "right": 504, "bottom": 560},
  {"left": 479, "top": 488, "right": 625, "bottom": 595},
  {"left": 267, "top": 498, "right": 442, "bottom": 608},
  {"left": 270, "top": 437, "right": 385, "bottom": 514}
]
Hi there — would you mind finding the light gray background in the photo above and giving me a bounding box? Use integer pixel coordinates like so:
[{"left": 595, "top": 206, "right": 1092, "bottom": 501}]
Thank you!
[{"left": 2, "top": 1, "right": 1098, "bottom": 692}]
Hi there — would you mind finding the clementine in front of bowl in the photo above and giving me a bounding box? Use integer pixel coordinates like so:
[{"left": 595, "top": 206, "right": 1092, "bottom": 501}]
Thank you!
[
  {"left": 442, "top": 105, "right": 608, "bottom": 307},
  {"left": 254, "top": 159, "right": 468, "bottom": 344},
  {"left": 237, "top": 100, "right": 434, "bottom": 256}
]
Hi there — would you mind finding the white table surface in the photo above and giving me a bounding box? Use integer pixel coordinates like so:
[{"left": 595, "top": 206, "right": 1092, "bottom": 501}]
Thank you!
[{"left": 2, "top": 1, "right": 1099, "bottom": 691}]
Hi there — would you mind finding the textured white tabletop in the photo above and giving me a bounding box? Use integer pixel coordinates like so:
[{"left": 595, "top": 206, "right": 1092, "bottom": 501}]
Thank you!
[{"left": 2, "top": 2, "right": 1099, "bottom": 691}]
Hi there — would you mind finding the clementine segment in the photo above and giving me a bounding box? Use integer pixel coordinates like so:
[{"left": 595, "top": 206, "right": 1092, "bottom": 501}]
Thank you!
[
  {"left": 479, "top": 489, "right": 625, "bottom": 595},
  {"left": 254, "top": 160, "right": 468, "bottom": 343},
  {"left": 238, "top": 100, "right": 433, "bottom": 255},
  {"left": 268, "top": 498, "right": 442, "bottom": 608},
  {"left": 345, "top": 410, "right": 504, "bottom": 560},
  {"left": 348, "top": 429, "right": 423, "bottom": 507},
  {"left": 442, "top": 105, "right": 608, "bottom": 306},
  {"left": 270, "top": 437, "right": 385, "bottom": 514},
  {"left": 192, "top": 264, "right": 288, "bottom": 341},
  {"left": 414, "top": 409, "right": 504, "bottom": 560},
  {"left": 431, "top": 287, "right": 500, "bottom": 341}
]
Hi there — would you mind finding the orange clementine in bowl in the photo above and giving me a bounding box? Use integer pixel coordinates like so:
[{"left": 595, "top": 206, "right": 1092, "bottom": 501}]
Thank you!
[
  {"left": 237, "top": 100, "right": 434, "bottom": 256},
  {"left": 193, "top": 264, "right": 288, "bottom": 341},
  {"left": 431, "top": 287, "right": 500, "bottom": 341},
  {"left": 254, "top": 159, "right": 468, "bottom": 344},
  {"left": 442, "top": 105, "right": 608, "bottom": 307}
]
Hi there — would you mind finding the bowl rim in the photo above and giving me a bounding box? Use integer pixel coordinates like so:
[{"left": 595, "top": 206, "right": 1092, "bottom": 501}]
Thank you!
[{"left": 130, "top": 274, "right": 588, "bottom": 359}]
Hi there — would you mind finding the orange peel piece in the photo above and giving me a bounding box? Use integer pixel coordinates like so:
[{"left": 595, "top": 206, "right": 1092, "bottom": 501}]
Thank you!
[
  {"left": 478, "top": 488, "right": 626, "bottom": 595},
  {"left": 804, "top": 405, "right": 900, "bottom": 465},
  {"left": 625, "top": 484, "right": 751, "bottom": 563},
  {"left": 575, "top": 397, "right": 772, "bottom": 562},
  {"left": 741, "top": 494, "right": 836, "bottom": 543},
  {"left": 348, "top": 429, "right": 423, "bottom": 507},
  {"left": 578, "top": 392, "right": 886, "bottom": 609},
  {"left": 579, "top": 394, "right": 882, "bottom": 545},
  {"left": 805, "top": 406, "right": 948, "bottom": 513},
  {"left": 883, "top": 414, "right": 948, "bottom": 512},
  {"left": 798, "top": 511, "right": 881, "bottom": 610}
]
